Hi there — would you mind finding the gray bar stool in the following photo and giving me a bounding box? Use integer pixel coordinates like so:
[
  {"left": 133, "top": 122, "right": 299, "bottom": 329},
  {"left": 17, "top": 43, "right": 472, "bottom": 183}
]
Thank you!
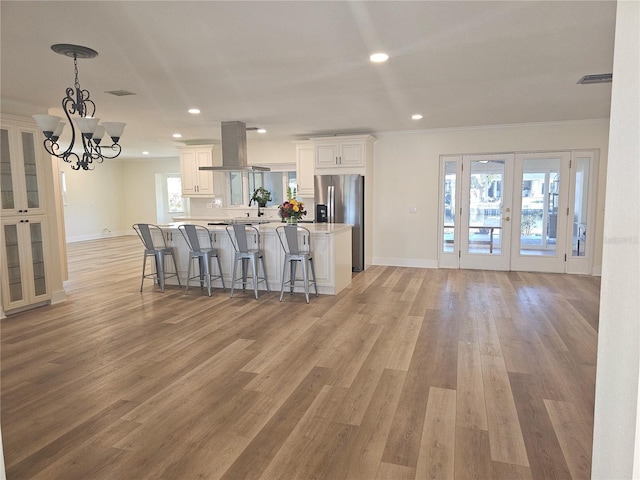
[
  {"left": 178, "top": 224, "right": 225, "bottom": 296},
  {"left": 276, "top": 225, "right": 318, "bottom": 303},
  {"left": 226, "top": 224, "right": 269, "bottom": 299},
  {"left": 133, "top": 223, "right": 181, "bottom": 292}
]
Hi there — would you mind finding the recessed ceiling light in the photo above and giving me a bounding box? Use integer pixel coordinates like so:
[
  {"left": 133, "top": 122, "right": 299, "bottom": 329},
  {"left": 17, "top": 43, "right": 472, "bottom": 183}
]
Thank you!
[
  {"left": 172, "top": 133, "right": 182, "bottom": 138},
  {"left": 370, "top": 52, "right": 389, "bottom": 63},
  {"left": 412, "top": 114, "right": 423, "bottom": 120},
  {"left": 257, "top": 128, "right": 267, "bottom": 134},
  {"left": 142, "top": 151, "right": 149, "bottom": 155},
  {"left": 188, "top": 108, "right": 201, "bottom": 114}
]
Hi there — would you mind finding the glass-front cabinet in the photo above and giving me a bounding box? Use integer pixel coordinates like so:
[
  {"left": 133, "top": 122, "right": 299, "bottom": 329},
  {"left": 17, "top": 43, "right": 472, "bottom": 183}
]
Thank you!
[
  {"left": 1, "top": 119, "right": 51, "bottom": 313},
  {"left": 1, "top": 217, "right": 50, "bottom": 311},
  {"left": 1, "top": 123, "right": 45, "bottom": 216}
]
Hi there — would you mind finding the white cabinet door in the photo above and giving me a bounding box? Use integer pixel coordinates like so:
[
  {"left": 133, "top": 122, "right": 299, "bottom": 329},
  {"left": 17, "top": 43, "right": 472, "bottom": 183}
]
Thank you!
[
  {"left": 179, "top": 145, "right": 217, "bottom": 196},
  {"left": 313, "top": 136, "right": 373, "bottom": 170},
  {"left": 295, "top": 142, "right": 315, "bottom": 196},
  {"left": 339, "top": 141, "right": 365, "bottom": 167},
  {"left": 1, "top": 124, "right": 45, "bottom": 216},
  {"left": 311, "top": 235, "right": 332, "bottom": 287},
  {"left": 316, "top": 143, "right": 340, "bottom": 168},
  {"left": 1, "top": 217, "right": 50, "bottom": 311}
]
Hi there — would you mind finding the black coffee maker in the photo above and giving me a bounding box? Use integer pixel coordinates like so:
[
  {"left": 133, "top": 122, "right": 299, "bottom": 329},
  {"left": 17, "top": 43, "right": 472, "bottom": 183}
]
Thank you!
[{"left": 316, "top": 204, "right": 328, "bottom": 222}]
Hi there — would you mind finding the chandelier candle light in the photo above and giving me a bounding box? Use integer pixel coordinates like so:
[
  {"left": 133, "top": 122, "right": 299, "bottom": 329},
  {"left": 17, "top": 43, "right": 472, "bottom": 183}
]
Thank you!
[{"left": 33, "top": 44, "right": 126, "bottom": 171}]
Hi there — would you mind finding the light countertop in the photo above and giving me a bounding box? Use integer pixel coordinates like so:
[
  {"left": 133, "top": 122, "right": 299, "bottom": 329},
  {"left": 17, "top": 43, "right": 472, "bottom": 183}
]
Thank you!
[{"left": 162, "top": 221, "right": 352, "bottom": 235}]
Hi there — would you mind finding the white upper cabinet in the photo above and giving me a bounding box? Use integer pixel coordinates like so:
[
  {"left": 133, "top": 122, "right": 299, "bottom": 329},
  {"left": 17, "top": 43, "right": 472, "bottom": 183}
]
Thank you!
[
  {"left": 295, "top": 141, "right": 315, "bottom": 196},
  {"left": 312, "top": 135, "right": 375, "bottom": 172},
  {"left": 179, "top": 145, "right": 221, "bottom": 196}
]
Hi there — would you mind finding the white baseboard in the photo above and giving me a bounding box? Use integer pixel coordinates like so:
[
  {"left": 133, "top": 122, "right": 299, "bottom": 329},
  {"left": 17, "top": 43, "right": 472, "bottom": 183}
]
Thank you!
[
  {"left": 371, "top": 257, "right": 438, "bottom": 269},
  {"left": 66, "top": 230, "right": 130, "bottom": 243},
  {"left": 50, "top": 289, "right": 67, "bottom": 304}
]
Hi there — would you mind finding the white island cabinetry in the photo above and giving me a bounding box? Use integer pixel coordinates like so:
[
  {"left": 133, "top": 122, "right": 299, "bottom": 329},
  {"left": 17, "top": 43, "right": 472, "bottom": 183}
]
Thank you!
[{"left": 163, "top": 222, "right": 352, "bottom": 295}]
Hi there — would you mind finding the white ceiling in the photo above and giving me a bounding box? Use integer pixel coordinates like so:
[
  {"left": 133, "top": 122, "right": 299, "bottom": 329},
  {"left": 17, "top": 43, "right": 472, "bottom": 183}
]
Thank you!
[{"left": 1, "top": 1, "right": 616, "bottom": 159}]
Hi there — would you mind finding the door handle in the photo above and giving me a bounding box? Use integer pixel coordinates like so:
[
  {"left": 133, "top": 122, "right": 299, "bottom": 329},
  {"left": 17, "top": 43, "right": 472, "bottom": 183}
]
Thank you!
[{"left": 504, "top": 216, "right": 510, "bottom": 221}]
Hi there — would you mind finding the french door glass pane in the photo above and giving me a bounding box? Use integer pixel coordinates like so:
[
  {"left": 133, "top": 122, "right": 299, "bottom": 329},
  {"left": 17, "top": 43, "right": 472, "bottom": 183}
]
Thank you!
[
  {"left": 520, "top": 159, "right": 559, "bottom": 256},
  {"left": 442, "top": 161, "right": 456, "bottom": 252},
  {"left": 572, "top": 157, "right": 590, "bottom": 256},
  {"left": 468, "top": 161, "right": 504, "bottom": 254}
]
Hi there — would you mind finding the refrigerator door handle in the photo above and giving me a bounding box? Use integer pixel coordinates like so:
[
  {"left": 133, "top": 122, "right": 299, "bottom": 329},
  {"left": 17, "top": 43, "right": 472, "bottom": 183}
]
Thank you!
[{"left": 328, "top": 185, "right": 335, "bottom": 223}]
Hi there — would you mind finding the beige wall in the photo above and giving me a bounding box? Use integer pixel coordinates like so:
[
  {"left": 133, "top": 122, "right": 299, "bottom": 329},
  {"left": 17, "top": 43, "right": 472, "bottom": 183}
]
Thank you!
[
  {"left": 61, "top": 121, "right": 609, "bottom": 275},
  {"left": 372, "top": 120, "right": 609, "bottom": 271}
]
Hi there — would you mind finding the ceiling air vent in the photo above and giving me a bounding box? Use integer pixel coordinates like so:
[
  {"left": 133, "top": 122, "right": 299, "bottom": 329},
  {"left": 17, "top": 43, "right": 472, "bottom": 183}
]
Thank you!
[
  {"left": 577, "top": 74, "right": 612, "bottom": 85},
  {"left": 105, "top": 90, "right": 137, "bottom": 96}
]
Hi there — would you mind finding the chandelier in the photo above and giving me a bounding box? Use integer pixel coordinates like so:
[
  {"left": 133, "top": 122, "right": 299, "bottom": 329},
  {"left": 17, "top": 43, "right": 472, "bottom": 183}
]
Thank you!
[{"left": 33, "top": 44, "right": 125, "bottom": 171}]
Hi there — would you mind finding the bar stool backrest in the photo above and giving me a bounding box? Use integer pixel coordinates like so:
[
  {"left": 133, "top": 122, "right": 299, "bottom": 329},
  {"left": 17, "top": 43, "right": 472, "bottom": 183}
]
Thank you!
[
  {"left": 277, "top": 225, "right": 311, "bottom": 255},
  {"left": 179, "top": 224, "right": 208, "bottom": 253},
  {"left": 133, "top": 223, "right": 167, "bottom": 251},
  {"left": 228, "top": 224, "right": 259, "bottom": 253}
]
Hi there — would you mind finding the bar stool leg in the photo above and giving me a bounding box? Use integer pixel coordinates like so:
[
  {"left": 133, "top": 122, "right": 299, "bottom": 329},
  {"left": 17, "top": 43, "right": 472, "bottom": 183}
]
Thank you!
[
  {"left": 171, "top": 252, "right": 181, "bottom": 287},
  {"left": 155, "top": 251, "right": 166, "bottom": 292},
  {"left": 251, "top": 256, "right": 259, "bottom": 299},
  {"left": 203, "top": 253, "right": 212, "bottom": 296},
  {"left": 301, "top": 259, "right": 310, "bottom": 303},
  {"left": 230, "top": 255, "right": 239, "bottom": 298},
  {"left": 279, "top": 259, "right": 288, "bottom": 302},
  {"left": 261, "top": 256, "right": 270, "bottom": 292},
  {"left": 215, "top": 254, "right": 226, "bottom": 290},
  {"left": 140, "top": 253, "right": 148, "bottom": 292},
  {"left": 309, "top": 257, "right": 319, "bottom": 297},
  {"left": 289, "top": 261, "right": 297, "bottom": 295},
  {"left": 185, "top": 255, "right": 193, "bottom": 295}
]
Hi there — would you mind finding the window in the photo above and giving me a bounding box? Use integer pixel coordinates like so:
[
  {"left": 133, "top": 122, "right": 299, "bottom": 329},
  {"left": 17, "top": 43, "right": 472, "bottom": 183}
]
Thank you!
[
  {"left": 167, "top": 175, "right": 184, "bottom": 213},
  {"left": 230, "top": 170, "right": 297, "bottom": 206}
]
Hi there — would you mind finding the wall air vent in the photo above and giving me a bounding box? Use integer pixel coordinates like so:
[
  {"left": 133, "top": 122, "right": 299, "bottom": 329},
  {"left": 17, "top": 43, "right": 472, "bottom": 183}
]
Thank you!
[
  {"left": 577, "top": 74, "right": 613, "bottom": 85},
  {"left": 105, "top": 90, "right": 137, "bottom": 96}
]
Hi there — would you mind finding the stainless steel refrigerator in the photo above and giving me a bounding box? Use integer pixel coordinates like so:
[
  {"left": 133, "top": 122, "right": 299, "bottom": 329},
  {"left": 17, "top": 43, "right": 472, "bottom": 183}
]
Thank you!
[{"left": 314, "top": 174, "right": 365, "bottom": 271}]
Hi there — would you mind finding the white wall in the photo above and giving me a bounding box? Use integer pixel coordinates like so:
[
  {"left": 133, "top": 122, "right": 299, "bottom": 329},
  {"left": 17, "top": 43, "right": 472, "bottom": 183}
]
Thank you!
[
  {"left": 62, "top": 157, "right": 179, "bottom": 241},
  {"left": 372, "top": 120, "right": 609, "bottom": 271},
  {"left": 592, "top": 1, "right": 640, "bottom": 477},
  {"left": 62, "top": 159, "right": 126, "bottom": 241},
  {"left": 120, "top": 158, "right": 180, "bottom": 230}
]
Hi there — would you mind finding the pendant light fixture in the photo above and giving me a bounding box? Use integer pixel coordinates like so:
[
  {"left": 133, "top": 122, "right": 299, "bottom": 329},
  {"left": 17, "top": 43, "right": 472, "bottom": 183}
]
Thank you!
[{"left": 33, "top": 44, "right": 126, "bottom": 171}]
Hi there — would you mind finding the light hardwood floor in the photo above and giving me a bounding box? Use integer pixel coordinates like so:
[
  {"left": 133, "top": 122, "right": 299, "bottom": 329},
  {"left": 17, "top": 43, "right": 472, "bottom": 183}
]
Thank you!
[{"left": 1, "top": 235, "right": 600, "bottom": 479}]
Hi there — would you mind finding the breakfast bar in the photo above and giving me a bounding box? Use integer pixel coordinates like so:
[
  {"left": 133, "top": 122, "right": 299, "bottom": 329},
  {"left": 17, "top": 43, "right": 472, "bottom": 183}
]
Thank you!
[{"left": 160, "top": 221, "right": 353, "bottom": 295}]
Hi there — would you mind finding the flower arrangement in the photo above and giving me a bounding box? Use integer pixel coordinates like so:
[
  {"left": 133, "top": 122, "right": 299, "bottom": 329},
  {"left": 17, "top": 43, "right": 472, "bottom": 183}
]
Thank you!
[
  {"left": 251, "top": 187, "right": 272, "bottom": 206},
  {"left": 279, "top": 187, "right": 307, "bottom": 223}
]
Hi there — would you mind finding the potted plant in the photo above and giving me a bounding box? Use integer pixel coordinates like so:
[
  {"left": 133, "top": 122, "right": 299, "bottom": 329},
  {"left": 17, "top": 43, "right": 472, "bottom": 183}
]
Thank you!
[{"left": 251, "top": 187, "right": 272, "bottom": 207}]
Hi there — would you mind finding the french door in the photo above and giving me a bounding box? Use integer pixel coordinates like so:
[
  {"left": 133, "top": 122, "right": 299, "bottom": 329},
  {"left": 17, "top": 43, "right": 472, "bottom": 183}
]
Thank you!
[
  {"left": 439, "top": 151, "right": 598, "bottom": 274},
  {"left": 459, "top": 154, "right": 514, "bottom": 270}
]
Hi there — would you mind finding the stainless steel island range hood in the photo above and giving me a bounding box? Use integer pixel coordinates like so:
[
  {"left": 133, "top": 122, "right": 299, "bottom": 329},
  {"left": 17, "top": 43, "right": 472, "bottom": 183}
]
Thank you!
[{"left": 199, "top": 121, "right": 269, "bottom": 172}]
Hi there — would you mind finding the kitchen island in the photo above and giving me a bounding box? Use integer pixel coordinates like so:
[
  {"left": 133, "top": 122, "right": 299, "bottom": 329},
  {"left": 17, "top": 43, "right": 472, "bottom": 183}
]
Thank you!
[{"left": 159, "top": 221, "right": 353, "bottom": 295}]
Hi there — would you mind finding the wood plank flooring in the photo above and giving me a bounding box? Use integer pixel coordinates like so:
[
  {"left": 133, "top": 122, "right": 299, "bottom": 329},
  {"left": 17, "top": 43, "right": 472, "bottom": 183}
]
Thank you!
[{"left": 1, "top": 235, "right": 600, "bottom": 479}]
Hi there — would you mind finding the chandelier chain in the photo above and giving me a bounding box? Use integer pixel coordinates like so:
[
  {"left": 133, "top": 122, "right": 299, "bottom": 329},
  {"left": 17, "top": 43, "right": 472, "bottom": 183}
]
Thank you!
[{"left": 73, "top": 54, "right": 80, "bottom": 92}]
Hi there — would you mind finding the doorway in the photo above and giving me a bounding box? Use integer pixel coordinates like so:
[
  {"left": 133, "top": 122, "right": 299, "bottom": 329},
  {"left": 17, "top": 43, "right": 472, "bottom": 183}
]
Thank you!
[{"left": 438, "top": 150, "right": 598, "bottom": 273}]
